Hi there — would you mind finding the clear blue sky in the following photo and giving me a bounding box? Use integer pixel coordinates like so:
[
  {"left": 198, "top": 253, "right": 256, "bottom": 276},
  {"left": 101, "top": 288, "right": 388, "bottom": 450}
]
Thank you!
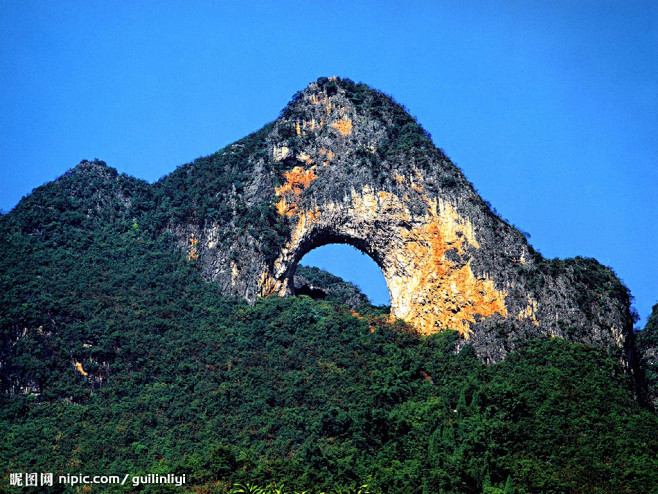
[{"left": 1, "top": 1, "right": 656, "bottom": 325}]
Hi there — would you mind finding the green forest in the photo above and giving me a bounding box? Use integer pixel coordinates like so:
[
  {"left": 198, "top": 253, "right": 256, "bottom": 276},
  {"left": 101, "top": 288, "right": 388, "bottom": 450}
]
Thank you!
[{"left": 2, "top": 158, "right": 658, "bottom": 493}]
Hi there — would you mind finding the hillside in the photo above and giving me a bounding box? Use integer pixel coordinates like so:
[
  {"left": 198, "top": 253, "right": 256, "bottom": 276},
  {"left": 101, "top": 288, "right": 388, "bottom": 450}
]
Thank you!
[
  {"left": 1, "top": 78, "right": 657, "bottom": 493},
  {"left": 150, "top": 77, "right": 637, "bottom": 368}
]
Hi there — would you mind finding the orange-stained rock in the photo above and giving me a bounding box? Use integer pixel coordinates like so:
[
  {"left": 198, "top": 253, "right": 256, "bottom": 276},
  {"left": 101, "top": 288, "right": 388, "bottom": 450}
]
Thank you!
[
  {"left": 330, "top": 117, "right": 353, "bottom": 136},
  {"left": 275, "top": 166, "right": 318, "bottom": 216}
]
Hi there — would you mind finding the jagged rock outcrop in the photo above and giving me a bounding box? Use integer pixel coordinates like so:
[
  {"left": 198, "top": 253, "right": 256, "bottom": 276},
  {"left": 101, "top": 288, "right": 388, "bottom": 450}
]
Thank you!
[{"left": 158, "top": 77, "right": 636, "bottom": 365}]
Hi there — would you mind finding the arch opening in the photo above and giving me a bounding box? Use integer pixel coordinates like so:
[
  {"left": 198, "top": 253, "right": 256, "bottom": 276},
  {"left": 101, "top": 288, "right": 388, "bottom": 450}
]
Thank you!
[{"left": 294, "top": 243, "right": 391, "bottom": 308}]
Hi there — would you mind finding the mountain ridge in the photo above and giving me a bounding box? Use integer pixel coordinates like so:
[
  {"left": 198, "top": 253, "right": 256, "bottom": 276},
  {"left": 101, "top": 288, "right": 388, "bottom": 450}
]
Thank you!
[
  {"left": 2, "top": 77, "right": 658, "bottom": 493},
  {"left": 149, "top": 77, "right": 638, "bottom": 369},
  {"left": 3, "top": 77, "right": 640, "bottom": 369}
]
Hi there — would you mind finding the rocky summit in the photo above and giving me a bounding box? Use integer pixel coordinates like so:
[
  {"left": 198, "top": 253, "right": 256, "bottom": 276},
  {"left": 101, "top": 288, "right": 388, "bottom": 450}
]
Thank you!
[{"left": 155, "top": 77, "right": 636, "bottom": 366}]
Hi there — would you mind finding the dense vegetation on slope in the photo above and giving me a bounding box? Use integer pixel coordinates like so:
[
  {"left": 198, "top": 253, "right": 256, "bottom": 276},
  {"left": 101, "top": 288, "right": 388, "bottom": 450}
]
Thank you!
[
  {"left": 637, "top": 303, "right": 658, "bottom": 406},
  {"left": 2, "top": 163, "right": 658, "bottom": 493}
]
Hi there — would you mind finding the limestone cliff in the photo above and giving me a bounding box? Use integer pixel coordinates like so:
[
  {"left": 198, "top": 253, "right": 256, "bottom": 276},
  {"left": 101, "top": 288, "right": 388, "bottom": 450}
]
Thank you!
[{"left": 155, "top": 77, "right": 636, "bottom": 366}]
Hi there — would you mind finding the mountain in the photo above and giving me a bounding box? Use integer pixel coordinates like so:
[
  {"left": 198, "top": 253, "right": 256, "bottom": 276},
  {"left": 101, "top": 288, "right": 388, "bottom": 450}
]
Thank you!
[
  {"left": 1, "top": 78, "right": 657, "bottom": 493},
  {"left": 155, "top": 77, "right": 636, "bottom": 368}
]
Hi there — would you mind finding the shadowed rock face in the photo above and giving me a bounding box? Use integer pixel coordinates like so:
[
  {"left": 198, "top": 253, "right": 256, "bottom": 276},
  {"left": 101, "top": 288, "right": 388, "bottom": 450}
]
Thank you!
[{"left": 163, "top": 77, "right": 635, "bottom": 364}]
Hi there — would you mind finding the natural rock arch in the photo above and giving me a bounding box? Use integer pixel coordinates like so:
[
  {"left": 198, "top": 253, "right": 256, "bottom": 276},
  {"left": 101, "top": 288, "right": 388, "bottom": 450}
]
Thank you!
[
  {"left": 169, "top": 77, "right": 634, "bottom": 363},
  {"left": 259, "top": 183, "right": 507, "bottom": 338}
]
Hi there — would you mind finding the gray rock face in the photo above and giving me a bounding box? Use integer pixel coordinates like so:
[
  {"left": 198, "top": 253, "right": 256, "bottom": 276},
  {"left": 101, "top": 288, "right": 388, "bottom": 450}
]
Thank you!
[{"left": 159, "top": 77, "right": 636, "bottom": 366}]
